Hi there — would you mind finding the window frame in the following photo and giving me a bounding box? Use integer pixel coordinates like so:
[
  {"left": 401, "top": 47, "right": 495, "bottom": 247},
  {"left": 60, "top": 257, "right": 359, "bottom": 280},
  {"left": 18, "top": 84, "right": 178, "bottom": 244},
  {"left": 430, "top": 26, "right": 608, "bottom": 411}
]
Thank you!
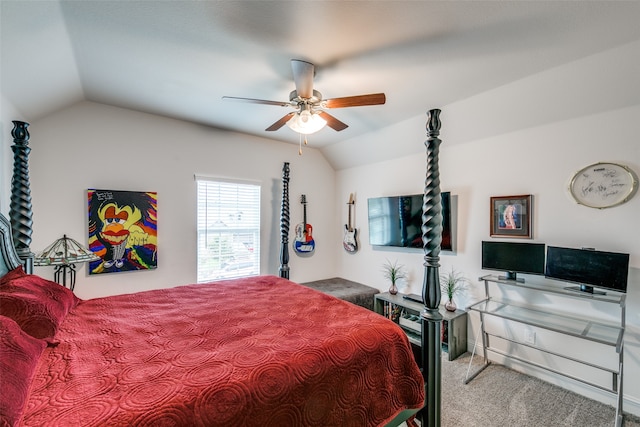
[{"left": 195, "top": 175, "right": 261, "bottom": 283}]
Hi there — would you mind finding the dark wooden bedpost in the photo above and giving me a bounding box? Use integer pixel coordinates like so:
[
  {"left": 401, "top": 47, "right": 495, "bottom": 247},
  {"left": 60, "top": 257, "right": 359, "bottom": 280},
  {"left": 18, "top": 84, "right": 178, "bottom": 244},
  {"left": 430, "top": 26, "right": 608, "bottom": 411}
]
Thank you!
[
  {"left": 420, "top": 109, "right": 443, "bottom": 427},
  {"left": 279, "top": 162, "right": 290, "bottom": 279},
  {"left": 9, "top": 121, "right": 34, "bottom": 273}
]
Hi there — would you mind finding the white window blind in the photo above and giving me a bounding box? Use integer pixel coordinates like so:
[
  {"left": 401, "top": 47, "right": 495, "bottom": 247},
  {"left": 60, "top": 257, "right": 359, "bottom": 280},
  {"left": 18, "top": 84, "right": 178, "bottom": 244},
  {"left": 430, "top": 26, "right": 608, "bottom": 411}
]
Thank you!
[{"left": 196, "top": 178, "right": 260, "bottom": 283}]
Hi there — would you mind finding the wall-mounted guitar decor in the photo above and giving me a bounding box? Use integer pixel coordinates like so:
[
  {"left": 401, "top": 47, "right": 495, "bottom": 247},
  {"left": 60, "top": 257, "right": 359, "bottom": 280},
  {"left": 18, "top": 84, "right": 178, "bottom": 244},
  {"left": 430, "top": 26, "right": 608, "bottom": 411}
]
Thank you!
[
  {"left": 343, "top": 193, "right": 358, "bottom": 253},
  {"left": 294, "top": 194, "right": 315, "bottom": 254}
]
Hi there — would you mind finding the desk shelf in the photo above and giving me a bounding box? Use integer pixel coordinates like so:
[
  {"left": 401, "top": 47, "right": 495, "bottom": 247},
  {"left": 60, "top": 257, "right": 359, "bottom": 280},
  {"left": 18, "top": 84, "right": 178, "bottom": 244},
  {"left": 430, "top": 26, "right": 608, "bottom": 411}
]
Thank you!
[
  {"left": 467, "top": 299, "right": 624, "bottom": 349},
  {"left": 466, "top": 275, "right": 626, "bottom": 427}
]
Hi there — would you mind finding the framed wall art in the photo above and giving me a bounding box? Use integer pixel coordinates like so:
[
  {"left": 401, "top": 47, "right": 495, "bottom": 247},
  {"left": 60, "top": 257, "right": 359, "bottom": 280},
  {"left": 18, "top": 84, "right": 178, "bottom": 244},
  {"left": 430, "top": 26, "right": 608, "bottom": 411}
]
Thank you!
[
  {"left": 87, "top": 189, "right": 158, "bottom": 274},
  {"left": 490, "top": 194, "right": 532, "bottom": 238}
]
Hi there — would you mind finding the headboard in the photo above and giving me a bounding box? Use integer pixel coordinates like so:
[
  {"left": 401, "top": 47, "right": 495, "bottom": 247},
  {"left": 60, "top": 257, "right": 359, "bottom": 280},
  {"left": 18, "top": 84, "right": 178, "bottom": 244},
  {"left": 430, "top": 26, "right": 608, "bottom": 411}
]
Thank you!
[{"left": 0, "top": 213, "right": 22, "bottom": 277}]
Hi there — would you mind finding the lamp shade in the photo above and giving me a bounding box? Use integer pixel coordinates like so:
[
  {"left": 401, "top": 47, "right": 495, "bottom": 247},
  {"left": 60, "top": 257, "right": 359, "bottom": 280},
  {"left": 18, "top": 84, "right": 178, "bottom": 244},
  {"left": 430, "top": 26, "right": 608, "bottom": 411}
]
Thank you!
[
  {"left": 34, "top": 235, "right": 100, "bottom": 266},
  {"left": 286, "top": 110, "right": 327, "bottom": 135}
]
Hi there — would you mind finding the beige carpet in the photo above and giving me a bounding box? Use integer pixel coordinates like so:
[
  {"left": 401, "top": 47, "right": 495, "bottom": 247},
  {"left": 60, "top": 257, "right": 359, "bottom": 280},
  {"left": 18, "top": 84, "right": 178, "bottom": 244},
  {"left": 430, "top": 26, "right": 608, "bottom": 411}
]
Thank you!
[{"left": 405, "top": 353, "right": 640, "bottom": 427}]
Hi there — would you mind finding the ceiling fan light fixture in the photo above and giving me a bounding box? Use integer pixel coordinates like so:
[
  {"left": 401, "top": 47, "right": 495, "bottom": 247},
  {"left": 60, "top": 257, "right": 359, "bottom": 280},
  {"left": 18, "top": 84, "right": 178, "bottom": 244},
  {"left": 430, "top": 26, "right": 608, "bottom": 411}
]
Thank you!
[
  {"left": 224, "top": 60, "right": 385, "bottom": 134},
  {"left": 286, "top": 110, "right": 327, "bottom": 135}
]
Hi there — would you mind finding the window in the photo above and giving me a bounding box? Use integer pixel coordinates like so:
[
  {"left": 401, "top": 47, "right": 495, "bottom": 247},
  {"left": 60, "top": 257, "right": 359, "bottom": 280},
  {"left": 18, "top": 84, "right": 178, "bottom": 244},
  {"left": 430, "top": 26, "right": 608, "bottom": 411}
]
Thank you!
[{"left": 196, "top": 177, "right": 260, "bottom": 282}]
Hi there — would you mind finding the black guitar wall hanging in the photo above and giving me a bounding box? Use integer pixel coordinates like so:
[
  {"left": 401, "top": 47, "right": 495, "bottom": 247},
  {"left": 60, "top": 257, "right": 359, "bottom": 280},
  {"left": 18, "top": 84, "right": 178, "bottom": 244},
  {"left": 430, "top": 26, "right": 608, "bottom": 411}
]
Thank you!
[
  {"left": 294, "top": 194, "right": 315, "bottom": 254},
  {"left": 343, "top": 193, "right": 358, "bottom": 253}
]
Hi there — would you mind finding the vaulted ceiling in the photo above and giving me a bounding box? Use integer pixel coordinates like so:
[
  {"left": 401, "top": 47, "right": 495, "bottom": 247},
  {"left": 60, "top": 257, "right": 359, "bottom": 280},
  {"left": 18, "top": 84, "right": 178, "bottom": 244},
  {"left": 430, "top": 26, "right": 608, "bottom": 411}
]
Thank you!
[{"left": 2, "top": 1, "right": 640, "bottom": 169}]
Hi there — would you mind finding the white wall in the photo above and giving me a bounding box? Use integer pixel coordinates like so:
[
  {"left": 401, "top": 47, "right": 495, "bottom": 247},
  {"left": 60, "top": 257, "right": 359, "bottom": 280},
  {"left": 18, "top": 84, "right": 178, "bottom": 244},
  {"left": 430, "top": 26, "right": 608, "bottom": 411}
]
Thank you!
[
  {"left": 329, "top": 40, "right": 640, "bottom": 416},
  {"left": 23, "top": 101, "right": 337, "bottom": 298},
  {"left": 335, "top": 104, "right": 640, "bottom": 415},
  {"left": 336, "top": 105, "right": 639, "bottom": 292}
]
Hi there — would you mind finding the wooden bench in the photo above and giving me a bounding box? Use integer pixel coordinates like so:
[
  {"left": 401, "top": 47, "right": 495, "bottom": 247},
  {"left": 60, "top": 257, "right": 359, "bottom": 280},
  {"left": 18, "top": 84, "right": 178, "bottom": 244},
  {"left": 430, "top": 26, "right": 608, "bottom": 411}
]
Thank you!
[{"left": 301, "top": 277, "right": 380, "bottom": 311}]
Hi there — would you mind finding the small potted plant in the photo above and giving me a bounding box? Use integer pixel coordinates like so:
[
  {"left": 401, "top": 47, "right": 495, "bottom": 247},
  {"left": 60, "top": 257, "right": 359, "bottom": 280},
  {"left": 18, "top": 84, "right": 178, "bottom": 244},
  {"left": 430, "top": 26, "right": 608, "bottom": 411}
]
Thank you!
[
  {"left": 440, "top": 267, "right": 468, "bottom": 311},
  {"left": 382, "top": 259, "right": 407, "bottom": 295}
]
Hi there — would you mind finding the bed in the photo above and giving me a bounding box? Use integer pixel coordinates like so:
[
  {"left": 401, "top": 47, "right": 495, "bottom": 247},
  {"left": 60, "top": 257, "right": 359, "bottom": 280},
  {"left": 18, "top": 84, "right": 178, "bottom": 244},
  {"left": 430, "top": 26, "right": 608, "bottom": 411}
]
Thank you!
[
  {"left": 0, "top": 213, "right": 424, "bottom": 426},
  {"left": 1, "top": 121, "right": 427, "bottom": 426}
]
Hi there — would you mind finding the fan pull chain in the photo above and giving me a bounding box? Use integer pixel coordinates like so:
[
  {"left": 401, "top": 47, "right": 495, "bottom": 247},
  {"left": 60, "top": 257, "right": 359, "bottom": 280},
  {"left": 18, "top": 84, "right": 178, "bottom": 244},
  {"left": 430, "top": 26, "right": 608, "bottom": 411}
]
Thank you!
[{"left": 297, "top": 134, "right": 309, "bottom": 156}]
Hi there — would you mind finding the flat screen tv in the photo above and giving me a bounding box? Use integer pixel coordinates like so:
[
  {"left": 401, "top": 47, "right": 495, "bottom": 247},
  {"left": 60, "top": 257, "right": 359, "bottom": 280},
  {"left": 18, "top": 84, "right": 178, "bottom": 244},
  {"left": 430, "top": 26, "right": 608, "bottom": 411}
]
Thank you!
[
  {"left": 481, "top": 241, "right": 545, "bottom": 282},
  {"left": 545, "top": 246, "right": 629, "bottom": 294},
  {"left": 367, "top": 192, "right": 452, "bottom": 251}
]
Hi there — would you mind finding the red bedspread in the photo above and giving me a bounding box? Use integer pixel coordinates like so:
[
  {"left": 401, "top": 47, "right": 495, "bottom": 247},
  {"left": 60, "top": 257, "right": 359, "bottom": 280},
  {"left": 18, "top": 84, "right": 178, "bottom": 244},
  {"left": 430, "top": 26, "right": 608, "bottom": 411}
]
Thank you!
[{"left": 21, "top": 276, "right": 424, "bottom": 426}]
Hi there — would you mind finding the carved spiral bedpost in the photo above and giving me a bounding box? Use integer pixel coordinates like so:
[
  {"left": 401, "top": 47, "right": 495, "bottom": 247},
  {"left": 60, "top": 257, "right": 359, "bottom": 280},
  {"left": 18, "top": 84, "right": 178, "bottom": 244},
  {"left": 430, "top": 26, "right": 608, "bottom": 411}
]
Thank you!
[
  {"left": 10, "top": 121, "right": 34, "bottom": 273},
  {"left": 420, "top": 109, "right": 443, "bottom": 427},
  {"left": 279, "top": 162, "right": 290, "bottom": 279}
]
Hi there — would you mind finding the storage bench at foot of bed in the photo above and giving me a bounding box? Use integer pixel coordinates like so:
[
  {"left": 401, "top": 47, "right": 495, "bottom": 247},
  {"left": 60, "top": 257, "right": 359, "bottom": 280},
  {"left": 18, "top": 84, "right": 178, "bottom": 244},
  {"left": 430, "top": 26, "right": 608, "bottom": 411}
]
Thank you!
[{"left": 301, "top": 277, "right": 380, "bottom": 311}]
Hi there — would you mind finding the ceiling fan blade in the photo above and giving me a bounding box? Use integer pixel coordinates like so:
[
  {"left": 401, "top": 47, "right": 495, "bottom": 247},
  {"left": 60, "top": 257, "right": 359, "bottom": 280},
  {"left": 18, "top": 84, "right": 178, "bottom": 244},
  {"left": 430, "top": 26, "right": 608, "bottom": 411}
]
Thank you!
[
  {"left": 266, "top": 112, "right": 296, "bottom": 131},
  {"left": 324, "top": 93, "right": 386, "bottom": 109},
  {"left": 318, "top": 111, "right": 348, "bottom": 132},
  {"left": 222, "top": 96, "right": 290, "bottom": 107},
  {"left": 291, "top": 59, "right": 314, "bottom": 99}
]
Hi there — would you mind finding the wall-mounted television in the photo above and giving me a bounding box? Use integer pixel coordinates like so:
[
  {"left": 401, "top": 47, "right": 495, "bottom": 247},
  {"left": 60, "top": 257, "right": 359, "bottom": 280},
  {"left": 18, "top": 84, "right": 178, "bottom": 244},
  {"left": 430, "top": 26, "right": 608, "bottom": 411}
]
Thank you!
[
  {"left": 481, "top": 241, "right": 545, "bottom": 282},
  {"left": 545, "top": 246, "right": 629, "bottom": 294},
  {"left": 367, "top": 192, "right": 452, "bottom": 251}
]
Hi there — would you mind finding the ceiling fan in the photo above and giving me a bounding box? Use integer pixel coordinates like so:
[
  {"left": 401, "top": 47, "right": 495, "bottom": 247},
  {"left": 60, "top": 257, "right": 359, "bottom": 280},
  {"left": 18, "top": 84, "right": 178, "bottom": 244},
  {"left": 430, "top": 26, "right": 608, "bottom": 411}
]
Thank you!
[{"left": 222, "top": 59, "right": 386, "bottom": 135}]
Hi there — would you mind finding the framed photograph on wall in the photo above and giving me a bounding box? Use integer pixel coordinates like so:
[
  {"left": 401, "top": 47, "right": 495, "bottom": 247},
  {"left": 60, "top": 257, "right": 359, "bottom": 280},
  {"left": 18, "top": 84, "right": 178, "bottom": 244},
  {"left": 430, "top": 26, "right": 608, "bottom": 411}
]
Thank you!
[{"left": 490, "top": 194, "right": 532, "bottom": 238}]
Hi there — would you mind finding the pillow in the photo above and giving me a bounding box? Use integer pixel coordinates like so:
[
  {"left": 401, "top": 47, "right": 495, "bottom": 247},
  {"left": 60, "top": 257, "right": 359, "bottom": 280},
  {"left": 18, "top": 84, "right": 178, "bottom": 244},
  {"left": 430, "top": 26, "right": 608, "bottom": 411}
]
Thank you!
[
  {"left": 0, "top": 265, "right": 26, "bottom": 282},
  {"left": 0, "top": 315, "right": 47, "bottom": 427},
  {"left": 0, "top": 267, "right": 80, "bottom": 340}
]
